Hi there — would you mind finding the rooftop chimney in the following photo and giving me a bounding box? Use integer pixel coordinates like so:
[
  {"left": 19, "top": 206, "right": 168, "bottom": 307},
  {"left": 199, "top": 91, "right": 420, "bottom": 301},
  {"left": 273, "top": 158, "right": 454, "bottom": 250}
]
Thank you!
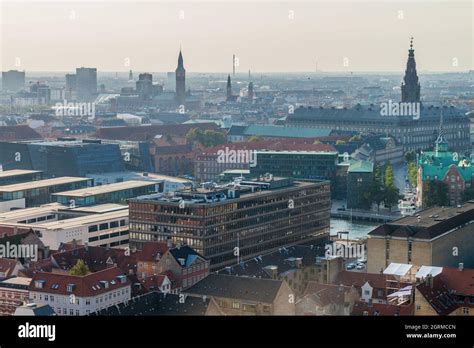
[{"left": 458, "top": 263, "right": 464, "bottom": 271}]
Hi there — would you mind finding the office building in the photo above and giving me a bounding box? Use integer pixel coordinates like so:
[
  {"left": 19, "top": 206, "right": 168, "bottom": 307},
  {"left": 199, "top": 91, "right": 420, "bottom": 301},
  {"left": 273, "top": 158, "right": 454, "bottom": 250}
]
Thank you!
[
  {"left": 52, "top": 180, "right": 158, "bottom": 207},
  {"left": 0, "top": 170, "right": 43, "bottom": 186},
  {"left": 2, "top": 70, "right": 25, "bottom": 92},
  {"left": 0, "top": 177, "right": 92, "bottom": 209},
  {"left": 0, "top": 139, "right": 125, "bottom": 177},
  {"left": 129, "top": 177, "right": 330, "bottom": 270},
  {"left": 76, "top": 67, "right": 97, "bottom": 101}
]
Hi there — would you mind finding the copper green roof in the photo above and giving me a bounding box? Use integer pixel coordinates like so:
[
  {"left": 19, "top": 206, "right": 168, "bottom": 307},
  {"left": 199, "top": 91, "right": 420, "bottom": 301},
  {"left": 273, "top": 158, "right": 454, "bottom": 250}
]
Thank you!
[
  {"left": 348, "top": 160, "right": 374, "bottom": 173},
  {"left": 419, "top": 150, "right": 473, "bottom": 182}
]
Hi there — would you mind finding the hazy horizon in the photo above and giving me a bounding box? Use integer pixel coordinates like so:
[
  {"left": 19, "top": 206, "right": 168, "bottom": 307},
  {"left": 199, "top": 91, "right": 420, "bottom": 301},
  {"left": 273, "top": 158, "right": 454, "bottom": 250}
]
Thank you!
[{"left": 1, "top": 0, "right": 473, "bottom": 73}]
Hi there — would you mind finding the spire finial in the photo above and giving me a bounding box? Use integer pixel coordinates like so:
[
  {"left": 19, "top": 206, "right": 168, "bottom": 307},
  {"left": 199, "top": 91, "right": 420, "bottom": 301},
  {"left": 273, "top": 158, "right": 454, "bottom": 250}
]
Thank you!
[{"left": 410, "top": 37, "right": 414, "bottom": 49}]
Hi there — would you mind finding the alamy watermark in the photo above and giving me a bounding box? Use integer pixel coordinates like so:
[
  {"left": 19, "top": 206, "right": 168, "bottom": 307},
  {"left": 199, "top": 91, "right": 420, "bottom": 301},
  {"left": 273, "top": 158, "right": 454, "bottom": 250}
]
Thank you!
[
  {"left": 0, "top": 242, "right": 38, "bottom": 261},
  {"left": 325, "top": 243, "right": 365, "bottom": 259},
  {"left": 380, "top": 100, "right": 420, "bottom": 120},
  {"left": 217, "top": 147, "right": 257, "bottom": 167},
  {"left": 54, "top": 100, "right": 96, "bottom": 120}
]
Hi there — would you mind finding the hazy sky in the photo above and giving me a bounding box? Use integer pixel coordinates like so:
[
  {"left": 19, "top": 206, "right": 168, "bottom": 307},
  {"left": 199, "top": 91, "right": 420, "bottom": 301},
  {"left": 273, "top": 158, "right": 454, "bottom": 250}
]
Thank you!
[{"left": 1, "top": 0, "right": 472, "bottom": 73}]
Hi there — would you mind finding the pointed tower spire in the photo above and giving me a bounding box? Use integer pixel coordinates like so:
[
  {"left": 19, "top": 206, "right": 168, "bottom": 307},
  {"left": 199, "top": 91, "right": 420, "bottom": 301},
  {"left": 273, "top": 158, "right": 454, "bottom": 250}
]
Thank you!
[
  {"left": 401, "top": 37, "right": 421, "bottom": 103},
  {"left": 175, "top": 48, "right": 186, "bottom": 106},
  {"left": 435, "top": 110, "right": 448, "bottom": 155}
]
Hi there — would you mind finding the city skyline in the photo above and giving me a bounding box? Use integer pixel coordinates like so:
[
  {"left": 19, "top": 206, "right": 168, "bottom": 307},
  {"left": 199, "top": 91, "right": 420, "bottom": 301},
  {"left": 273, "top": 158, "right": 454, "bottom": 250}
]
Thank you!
[{"left": 1, "top": 1, "right": 472, "bottom": 73}]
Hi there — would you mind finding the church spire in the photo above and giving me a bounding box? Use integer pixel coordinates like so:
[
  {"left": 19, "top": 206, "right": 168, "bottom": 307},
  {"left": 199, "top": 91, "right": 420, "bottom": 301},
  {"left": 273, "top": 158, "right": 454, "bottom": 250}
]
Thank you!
[
  {"left": 435, "top": 111, "right": 448, "bottom": 155},
  {"left": 401, "top": 37, "right": 421, "bottom": 103},
  {"left": 175, "top": 48, "right": 186, "bottom": 106}
]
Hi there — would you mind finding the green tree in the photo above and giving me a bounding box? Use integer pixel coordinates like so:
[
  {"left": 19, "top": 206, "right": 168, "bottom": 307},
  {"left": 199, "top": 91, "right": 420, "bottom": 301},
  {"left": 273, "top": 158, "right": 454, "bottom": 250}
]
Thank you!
[
  {"left": 423, "top": 180, "right": 449, "bottom": 207},
  {"left": 186, "top": 128, "right": 226, "bottom": 147},
  {"left": 69, "top": 259, "right": 90, "bottom": 276},
  {"left": 405, "top": 151, "right": 416, "bottom": 163},
  {"left": 407, "top": 162, "right": 418, "bottom": 188},
  {"left": 336, "top": 140, "right": 346, "bottom": 145},
  {"left": 365, "top": 164, "right": 383, "bottom": 211},
  {"left": 383, "top": 162, "right": 400, "bottom": 211},
  {"left": 348, "top": 135, "right": 362, "bottom": 142},
  {"left": 384, "top": 161, "right": 395, "bottom": 188},
  {"left": 247, "top": 135, "right": 262, "bottom": 142}
]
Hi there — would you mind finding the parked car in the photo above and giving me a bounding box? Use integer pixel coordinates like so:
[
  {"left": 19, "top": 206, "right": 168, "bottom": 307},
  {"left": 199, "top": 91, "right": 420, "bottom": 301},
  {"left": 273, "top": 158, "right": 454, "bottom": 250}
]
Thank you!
[{"left": 346, "top": 263, "right": 356, "bottom": 270}]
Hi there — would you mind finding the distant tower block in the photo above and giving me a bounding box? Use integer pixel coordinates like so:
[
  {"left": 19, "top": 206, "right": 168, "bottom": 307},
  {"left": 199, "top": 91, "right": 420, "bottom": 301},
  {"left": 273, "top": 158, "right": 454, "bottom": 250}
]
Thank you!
[
  {"left": 175, "top": 49, "right": 186, "bottom": 106},
  {"left": 248, "top": 81, "right": 254, "bottom": 100},
  {"left": 401, "top": 37, "right": 421, "bottom": 103},
  {"left": 226, "top": 74, "right": 232, "bottom": 101},
  {"left": 129, "top": 70, "right": 133, "bottom": 81}
]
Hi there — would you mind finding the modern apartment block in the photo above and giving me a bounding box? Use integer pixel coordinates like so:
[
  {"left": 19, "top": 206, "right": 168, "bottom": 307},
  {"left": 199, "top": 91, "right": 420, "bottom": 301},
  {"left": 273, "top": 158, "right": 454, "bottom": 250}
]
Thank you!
[{"left": 129, "top": 177, "right": 330, "bottom": 270}]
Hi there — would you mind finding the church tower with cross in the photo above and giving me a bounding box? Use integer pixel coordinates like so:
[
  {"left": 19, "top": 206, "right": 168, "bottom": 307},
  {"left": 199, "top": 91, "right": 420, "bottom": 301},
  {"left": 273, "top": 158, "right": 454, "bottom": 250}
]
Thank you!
[{"left": 401, "top": 37, "right": 421, "bottom": 103}]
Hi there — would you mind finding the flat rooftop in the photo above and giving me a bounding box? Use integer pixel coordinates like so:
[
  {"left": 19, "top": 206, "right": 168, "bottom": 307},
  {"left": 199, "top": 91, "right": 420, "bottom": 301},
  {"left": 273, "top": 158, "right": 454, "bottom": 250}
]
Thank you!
[
  {"left": 0, "top": 203, "right": 65, "bottom": 222},
  {"left": 5, "top": 209, "right": 129, "bottom": 230},
  {"left": 135, "top": 180, "right": 325, "bottom": 205},
  {"left": 256, "top": 150, "right": 338, "bottom": 156},
  {"left": 52, "top": 180, "right": 157, "bottom": 198},
  {"left": 88, "top": 171, "right": 191, "bottom": 183},
  {"left": 0, "top": 277, "right": 32, "bottom": 286},
  {"left": 62, "top": 203, "right": 128, "bottom": 214},
  {"left": 369, "top": 201, "right": 474, "bottom": 240},
  {"left": 391, "top": 203, "right": 474, "bottom": 228},
  {"left": 0, "top": 177, "right": 91, "bottom": 192},
  {"left": 0, "top": 169, "right": 42, "bottom": 178}
]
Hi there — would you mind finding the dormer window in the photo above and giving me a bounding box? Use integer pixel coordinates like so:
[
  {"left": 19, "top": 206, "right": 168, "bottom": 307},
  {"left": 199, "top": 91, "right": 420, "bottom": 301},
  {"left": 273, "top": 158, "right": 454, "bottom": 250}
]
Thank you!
[
  {"left": 67, "top": 284, "right": 76, "bottom": 292},
  {"left": 35, "top": 280, "right": 45, "bottom": 289}
]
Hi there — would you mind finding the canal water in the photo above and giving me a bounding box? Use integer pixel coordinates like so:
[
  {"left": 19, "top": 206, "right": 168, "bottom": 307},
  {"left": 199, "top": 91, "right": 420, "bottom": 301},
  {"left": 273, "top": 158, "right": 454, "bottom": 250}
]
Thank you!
[{"left": 330, "top": 218, "right": 379, "bottom": 240}]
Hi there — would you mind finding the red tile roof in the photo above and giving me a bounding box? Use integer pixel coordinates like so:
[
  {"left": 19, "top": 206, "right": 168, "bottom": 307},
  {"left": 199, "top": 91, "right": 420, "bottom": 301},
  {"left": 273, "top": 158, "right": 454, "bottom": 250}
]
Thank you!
[
  {"left": 334, "top": 271, "right": 387, "bottom": 289},
  {"left": 0, "top": 258, "right": 20, "bottom": 278},
  {"left": 140, "top": 274, "right": 169, "bottom": 292},
  {"left": 0, "top": 125, "right": 43, "bottom": 141},
  {"left": 135, "top": 242, "right": 171, "bottom": 262},
  {"left": 94, "top": 123, "right": 220, "bottom": 141},
  {"left": 439, "top": 267, "right": 474, "bottom": 296},
  {"left": 351, "top": 301, "right": 414, "bottom": 316},
  {"left": 29, "top": 267, "right": 130, "bottom": 297},
  {"left": 303, "top": 282, "right": 354, "bottom": 307},
  {"left": 416, "top": 278, "right": 459, "bottom": 315},
  {"left": 199, "top": 139, "right": 336, "bottom": 156},
  {"left": 51, "top": 244, "right": 137, "bottom": 275},
  {"left": 19, "top": 258, "right": 53, "bottom": 278}
]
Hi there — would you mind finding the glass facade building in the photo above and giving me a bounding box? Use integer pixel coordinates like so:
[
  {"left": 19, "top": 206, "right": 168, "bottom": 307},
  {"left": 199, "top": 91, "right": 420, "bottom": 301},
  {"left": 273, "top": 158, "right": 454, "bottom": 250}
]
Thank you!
[
  {"left": 52, "top": 181, "right": 158, "bottom": 207},
  {"left": 0, "top": 140, "right": 125, "bottom": 177}
]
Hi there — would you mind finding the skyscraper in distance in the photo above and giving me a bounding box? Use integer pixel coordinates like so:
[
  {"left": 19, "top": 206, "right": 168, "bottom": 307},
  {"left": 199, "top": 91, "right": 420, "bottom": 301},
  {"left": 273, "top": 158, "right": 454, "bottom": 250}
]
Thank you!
[
  {"left": 175, "top": 49, "right": 186, "bottom": 106},
  {"left": 76, "top": 67, "right": 97, "bottom": 102},
  {"left": 226, "top": 74, "right": 232, "bottom": 101}
]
